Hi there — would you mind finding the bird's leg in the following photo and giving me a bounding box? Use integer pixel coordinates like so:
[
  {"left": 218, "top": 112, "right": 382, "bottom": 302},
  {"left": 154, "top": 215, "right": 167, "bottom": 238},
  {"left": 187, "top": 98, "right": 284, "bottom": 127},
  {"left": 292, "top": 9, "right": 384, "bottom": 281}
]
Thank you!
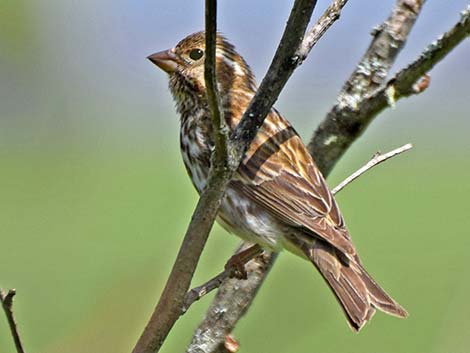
[{"left": 224, "top": 244, "right": 263, "bottom": 280}]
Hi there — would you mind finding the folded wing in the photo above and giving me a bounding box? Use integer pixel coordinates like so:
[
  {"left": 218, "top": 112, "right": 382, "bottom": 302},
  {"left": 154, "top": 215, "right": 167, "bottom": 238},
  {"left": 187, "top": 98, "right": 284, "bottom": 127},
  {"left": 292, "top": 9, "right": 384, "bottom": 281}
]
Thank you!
[{"left": 233, "top": 109, "right": 356, "bottom": 257}]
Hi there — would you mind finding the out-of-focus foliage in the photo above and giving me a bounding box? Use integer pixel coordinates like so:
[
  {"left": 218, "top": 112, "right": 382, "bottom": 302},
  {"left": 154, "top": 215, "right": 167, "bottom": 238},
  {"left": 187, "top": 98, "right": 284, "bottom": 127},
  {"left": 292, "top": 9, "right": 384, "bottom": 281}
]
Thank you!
[
  {"left": 1, "top": 151, "right": 470, "bottom": 353},
  {"left": 0, "top": 1, "right": 32, "bottom": 51}
]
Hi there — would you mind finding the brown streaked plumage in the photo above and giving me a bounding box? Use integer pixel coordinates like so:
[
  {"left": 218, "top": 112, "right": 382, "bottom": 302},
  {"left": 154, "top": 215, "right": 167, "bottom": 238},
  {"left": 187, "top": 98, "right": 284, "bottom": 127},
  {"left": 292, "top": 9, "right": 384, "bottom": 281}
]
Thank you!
[{"left": 148, "top": 31, "right": 408, "bottom": 331}]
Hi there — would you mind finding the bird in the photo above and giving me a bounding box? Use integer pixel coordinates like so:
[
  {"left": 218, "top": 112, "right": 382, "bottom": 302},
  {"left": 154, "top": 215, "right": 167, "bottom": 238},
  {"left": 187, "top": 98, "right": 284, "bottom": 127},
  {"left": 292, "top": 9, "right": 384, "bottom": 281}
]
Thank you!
[{"left": 147, "top": 31, "right": 408, "bottom": 331}]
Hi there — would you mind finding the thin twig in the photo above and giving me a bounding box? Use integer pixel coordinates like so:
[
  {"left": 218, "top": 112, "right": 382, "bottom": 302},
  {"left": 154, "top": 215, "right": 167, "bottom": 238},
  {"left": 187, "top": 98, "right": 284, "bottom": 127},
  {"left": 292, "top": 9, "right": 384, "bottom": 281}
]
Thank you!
[
  {"left": 331, "top": 143, "right": 413, "bottom": 195},
  {"left": 181, "top": 144, "right": 412, "bottom": 314},
  {"left": 1, "top": 289, "right": 26, "bottom": 353},
  {"left": 182, "top": 272, "right": 229, "bottom": 314},
  {"left": 205, "top": 0, "right": 229, "bottom": 168},
  {"left": 183, "top": 245, "right": 263, "bottom": 313},
  {"left": 297, "top": 0, "right": 349, "bottom": 61}
]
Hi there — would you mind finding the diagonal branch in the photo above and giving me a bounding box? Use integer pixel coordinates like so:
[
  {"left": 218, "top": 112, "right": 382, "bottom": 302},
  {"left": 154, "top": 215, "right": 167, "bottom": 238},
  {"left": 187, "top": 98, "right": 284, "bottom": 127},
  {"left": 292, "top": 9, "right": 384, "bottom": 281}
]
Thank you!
[
  {"left": 297, "top": 0, "right": 349, "bottom": 61},
  {"left": 338, "top": 0, "right": 427, "bottom": 109},
  {"left": 311, "top": 5, "right": 470, "bottom": 175},
  {"left": 1, "top": 289, "right": 26, "bottom": 353},
  {"left": 188, "top": 248, "right": 278, "bottom": 353},
  {"left": 309, "top": 0, "right": 426, "bottom": 174},
  {"left": 366, "top": 6, "right": 470, "bottom": 106},
  {"left": 133, "top": 1, "right": 320, "bottom": 352},
  {"left": 228, "top": 0, "right": 319, "bottom": 165},
  {"left": 132, "top": 2, "right": 229, "bottom": 352},
  {"left": 331, "top": 143, "right": 413, "bottom": 194}
]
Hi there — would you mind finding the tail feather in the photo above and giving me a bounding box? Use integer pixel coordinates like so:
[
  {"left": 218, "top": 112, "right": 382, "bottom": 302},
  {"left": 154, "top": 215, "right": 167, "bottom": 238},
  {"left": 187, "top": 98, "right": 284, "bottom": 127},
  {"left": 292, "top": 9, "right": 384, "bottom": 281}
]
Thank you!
[
  {"left": 358, "top": 263, "right": 408, "bottom": 318},
  {"left": 307, "top": 240, "right": 407, "bottom": 331}
]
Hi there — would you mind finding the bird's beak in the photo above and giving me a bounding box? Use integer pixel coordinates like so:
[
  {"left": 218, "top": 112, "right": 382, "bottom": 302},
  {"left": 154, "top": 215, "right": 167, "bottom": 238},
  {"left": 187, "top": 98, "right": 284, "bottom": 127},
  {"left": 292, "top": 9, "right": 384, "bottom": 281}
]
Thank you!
[{"left": 147, "top": 49, "right": 178, "bottom": 74}]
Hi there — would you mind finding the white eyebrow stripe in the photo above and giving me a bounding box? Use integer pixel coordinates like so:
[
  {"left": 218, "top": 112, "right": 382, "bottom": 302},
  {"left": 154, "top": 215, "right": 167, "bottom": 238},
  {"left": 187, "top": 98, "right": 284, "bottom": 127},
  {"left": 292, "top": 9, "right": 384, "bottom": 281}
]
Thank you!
[{"left": 216, "top": 53, "right": 244, "bottom": 76}]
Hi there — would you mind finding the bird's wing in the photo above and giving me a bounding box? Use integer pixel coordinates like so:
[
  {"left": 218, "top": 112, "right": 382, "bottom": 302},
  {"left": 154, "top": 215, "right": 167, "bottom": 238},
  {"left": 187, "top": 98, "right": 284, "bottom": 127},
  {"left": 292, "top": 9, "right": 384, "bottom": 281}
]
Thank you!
[{"left": 232, "top": 109, "right": 356, "bottom": 257}]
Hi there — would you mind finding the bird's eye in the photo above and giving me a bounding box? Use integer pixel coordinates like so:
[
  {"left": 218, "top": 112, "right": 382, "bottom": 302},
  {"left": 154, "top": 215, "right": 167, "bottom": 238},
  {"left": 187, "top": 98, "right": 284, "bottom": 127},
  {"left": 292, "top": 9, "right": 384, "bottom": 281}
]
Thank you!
[{"left": 189, "top": 48, "right": 204, "bottom": 61}]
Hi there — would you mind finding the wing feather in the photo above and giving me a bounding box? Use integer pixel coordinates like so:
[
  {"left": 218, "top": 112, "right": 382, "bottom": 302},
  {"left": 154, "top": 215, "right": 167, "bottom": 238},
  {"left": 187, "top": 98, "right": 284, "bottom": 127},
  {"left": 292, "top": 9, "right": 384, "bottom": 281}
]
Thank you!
[{"left": 233, "top": 109, "right": 356, "bottom": 256}]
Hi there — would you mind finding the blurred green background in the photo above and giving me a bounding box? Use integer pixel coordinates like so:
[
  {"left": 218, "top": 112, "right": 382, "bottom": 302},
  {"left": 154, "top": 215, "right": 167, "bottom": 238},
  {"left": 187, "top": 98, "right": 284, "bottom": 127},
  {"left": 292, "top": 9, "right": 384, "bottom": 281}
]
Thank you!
[{"left": 1, "top": 1, "right": 469, "bottom": 352}]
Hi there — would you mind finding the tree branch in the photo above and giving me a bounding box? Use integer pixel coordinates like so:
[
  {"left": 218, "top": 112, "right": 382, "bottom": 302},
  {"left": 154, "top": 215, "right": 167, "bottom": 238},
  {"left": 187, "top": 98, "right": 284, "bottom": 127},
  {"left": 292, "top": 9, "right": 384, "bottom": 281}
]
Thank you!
[
  {"left": 309, "top": 0, "right": 426, "bottom": 174},
  {"left": 187, "top": 248, "right": 278, "bottom": 353},
  {"left": 296, "top": 0, "right": 349, "bottom": 61},
  {"left": 1, "top": 289, "right": 26, "bottom": 353},
  {"left": 133, "top": 1, "right": 320, "bottom": 352},
  {"left": 370, "top": 6, "right": 470, "bottom": 104},
  {"left": 205, "top": 0, "right": 229, "bottom": 169},
  {"left": 183, "top": 272, "right": 229, "bottom": 315},
  {"left": 228, "top": 0, "right": 318, "bottom": 165},
  {"left": 310, "top": 4, "right": 470, "bottom": 175},
  {"left": 132, "top": 2, "right": 229, "bottom": 352},
  {"left": 337, "top": 0, "right": 426, "bottom": 109},
  {"left": 331, "top": 143, "right": 413, "bottom": 194}
]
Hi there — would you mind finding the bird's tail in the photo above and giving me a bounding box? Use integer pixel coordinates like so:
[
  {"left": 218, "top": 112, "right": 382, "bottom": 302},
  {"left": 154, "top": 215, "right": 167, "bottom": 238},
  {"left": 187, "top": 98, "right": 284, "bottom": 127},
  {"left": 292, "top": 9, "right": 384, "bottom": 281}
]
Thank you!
[{"left": 306, "top": 240, "right": 408, "bottom": 331}]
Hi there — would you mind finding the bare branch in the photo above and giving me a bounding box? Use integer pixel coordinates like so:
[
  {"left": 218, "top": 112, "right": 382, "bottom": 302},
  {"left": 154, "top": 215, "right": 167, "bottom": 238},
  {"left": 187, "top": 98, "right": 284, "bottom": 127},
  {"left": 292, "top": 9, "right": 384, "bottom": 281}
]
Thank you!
[
  {"left": 331, "top": 143, "right": 413, "bottom": 195},
  {"left": 309, "top": 0, "right": 426, "bottom": 174},
  {"left": 338, "top": 0, "right": 426, "bottom": 108},
  {"left": 132, "top": 2, "right": 229, "bottom": 352},
  {"left": 182, "top": 245, "right": 263, "bottom": 313},
  {"left": 369, "top": 7, "right": 470, "bottom": 104},
  {"left": 229, "top": 0, "right": 318, "bottom": 165},
  {"left": 183, "top": 272, "right": 229, "bottom": 314},
  {"left": 297, "top": 0, "right": 350, "bottom": 61},
  {"left": 1, "top": 289, "right": 26, "bottom": 353},
  {"left": 205, "top": 0, "right": 229, "bottom": 168},
  {"left": 183, "top": 245, "right": 264, "bottom": 313},
  {"left": 187, "top": 248, "right": 278, "bottom": 353},
  {"left": 311, "top": 5, "right": 470, "bottom": 176}
]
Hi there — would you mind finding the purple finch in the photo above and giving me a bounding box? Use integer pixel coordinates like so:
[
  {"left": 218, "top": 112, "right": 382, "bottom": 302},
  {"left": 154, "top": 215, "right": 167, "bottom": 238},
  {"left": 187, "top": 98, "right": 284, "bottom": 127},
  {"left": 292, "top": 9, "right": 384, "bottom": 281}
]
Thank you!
[{"left": 148, "top": 31, "right": 407, "bottom": 331}]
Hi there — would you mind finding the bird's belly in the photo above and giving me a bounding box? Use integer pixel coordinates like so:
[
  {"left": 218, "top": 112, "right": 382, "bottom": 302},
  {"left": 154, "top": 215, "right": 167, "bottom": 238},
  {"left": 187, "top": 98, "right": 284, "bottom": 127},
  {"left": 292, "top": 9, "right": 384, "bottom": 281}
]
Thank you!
[
  {"left": 217, "top": 188, "right": 285, "bottom": 251},
  {"left": 180, "top": 129, "right": 286, "bottom": 251}
]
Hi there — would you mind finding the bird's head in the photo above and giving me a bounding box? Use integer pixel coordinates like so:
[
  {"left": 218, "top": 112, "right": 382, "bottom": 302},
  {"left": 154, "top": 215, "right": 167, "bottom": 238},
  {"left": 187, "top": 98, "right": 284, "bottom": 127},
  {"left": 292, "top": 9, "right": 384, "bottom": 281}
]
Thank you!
[{"left": 148, "top": 31, "right": 256, "bottom": 106}]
